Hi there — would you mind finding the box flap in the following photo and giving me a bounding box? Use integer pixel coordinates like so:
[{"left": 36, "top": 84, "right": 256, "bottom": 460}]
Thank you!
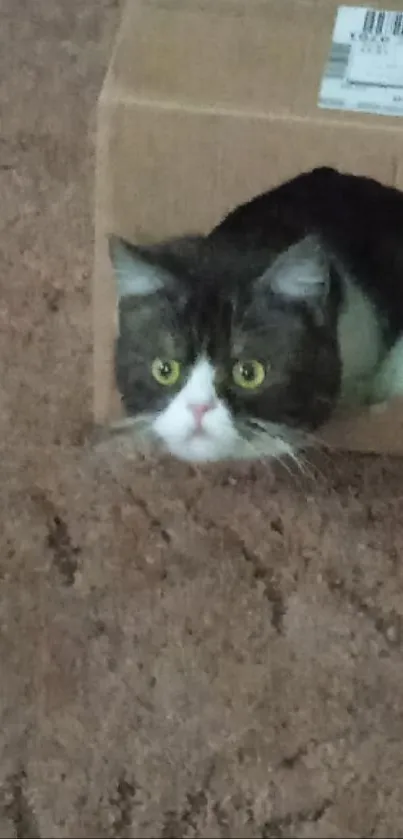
[{"left": 106, "top": 0, "right": 403, "bottom": 129}]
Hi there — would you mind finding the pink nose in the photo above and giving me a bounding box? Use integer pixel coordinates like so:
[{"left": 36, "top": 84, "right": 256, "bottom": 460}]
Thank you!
[{"left": 188, "top": 401, "right": 214, "bottom": 425}]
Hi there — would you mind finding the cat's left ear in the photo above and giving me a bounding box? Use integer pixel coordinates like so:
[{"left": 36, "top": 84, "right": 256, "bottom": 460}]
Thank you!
[
  {"left": 258, "top": 235, "right": 330, "bottom": 306},
  {"left": 109, "top": 236, "right": 176, "bottom": 300}
]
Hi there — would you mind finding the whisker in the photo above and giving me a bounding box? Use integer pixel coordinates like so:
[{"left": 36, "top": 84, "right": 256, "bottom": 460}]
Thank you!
[
  {"left": 282, "top": 450, "right": 317, "bottom": 490},
  {"left": 277, "top": 456, "right": 305, "bottom": 487},
  {"left": 239, "top": 418, "right": 327, "bottom": 485},
  {"left": 288, "top": 449, "right": 308, "bottom": 474},
  {"left": 290, "top": 428, "right": 339, "bottom": 478},
  {"left": 109, "top": 417, "right": 143, "bottom": 433},
  {"left": 290, "top": 451, "right": 320, "bottom": 483},
  {"left": 92, "top": 413, "right": 155, "bottom": 448},
  {"left": 299, "top": 428, "right": 337, "bottom": 453},
  {"left": 111, "top": 415, "right": 152, "bottom": 435},
  {"left": 243, "top": 433, "right": 308, "bottom": 490}
]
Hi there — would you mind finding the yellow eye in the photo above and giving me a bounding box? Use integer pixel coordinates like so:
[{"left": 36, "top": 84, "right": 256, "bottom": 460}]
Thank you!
[
  {"left": 232, "top": 360, "right": 266, "bottom": 390},
  {"left": 151, "top": 358, "right": 181, "bottom": 386}
]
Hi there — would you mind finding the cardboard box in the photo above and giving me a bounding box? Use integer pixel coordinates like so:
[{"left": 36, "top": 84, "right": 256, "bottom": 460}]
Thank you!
[{"left": 94, "top": 0, "right": 403, "bottom": 455}]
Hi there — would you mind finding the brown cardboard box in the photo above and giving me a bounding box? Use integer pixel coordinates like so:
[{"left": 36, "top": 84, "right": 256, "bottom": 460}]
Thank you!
[{"left": 94, "top": 0, "right": 403, "bottom": 455}]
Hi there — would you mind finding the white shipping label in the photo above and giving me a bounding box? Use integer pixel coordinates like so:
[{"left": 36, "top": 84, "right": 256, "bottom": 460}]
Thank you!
[{"left": 319, "top": 6, "right": 403, "bottom": 116}]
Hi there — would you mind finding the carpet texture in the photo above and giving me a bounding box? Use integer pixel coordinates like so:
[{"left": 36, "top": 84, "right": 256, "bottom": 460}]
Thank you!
[{"left": 2, "top": 1, "right": 403, "bottom": 837}]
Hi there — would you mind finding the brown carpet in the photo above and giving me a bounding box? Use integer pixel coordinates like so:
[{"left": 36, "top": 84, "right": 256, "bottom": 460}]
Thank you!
[{"left": 2, "top": 1, "right": 403, "bottom": 837}]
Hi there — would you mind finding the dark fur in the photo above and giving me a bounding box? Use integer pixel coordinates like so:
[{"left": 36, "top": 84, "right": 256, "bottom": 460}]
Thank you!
[
  {"left": 114, "top": 167, "right": 403, "bottom": 440},
  {"left": 212, "top": 166, "right": 403, "bottom": 336}
]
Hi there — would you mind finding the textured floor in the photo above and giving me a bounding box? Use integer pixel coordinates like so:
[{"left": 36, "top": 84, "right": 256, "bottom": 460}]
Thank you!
[{"left": 2, "top": 1, "right": 403, "bottom": 837}]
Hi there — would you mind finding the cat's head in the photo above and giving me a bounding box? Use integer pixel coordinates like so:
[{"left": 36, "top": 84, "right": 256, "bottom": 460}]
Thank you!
[{"left": 109, "top": 232, "right": 341, "bottom": 463}]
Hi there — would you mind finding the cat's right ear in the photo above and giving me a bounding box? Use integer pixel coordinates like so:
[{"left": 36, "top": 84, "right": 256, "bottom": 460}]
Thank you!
[{"left": 109, "top": 236, "right": 173, "bottom": 300}]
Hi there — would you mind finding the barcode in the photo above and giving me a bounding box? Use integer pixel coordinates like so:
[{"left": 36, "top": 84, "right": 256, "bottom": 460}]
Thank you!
[
  {"left": 361, "top": 9, "right": 403, "bottom": 36},
  {"left": 324, "top": 42, "right": 351, "bottom": 79},
  {"left": 319, "top": 6, "right": 403, "bottom": 115}
]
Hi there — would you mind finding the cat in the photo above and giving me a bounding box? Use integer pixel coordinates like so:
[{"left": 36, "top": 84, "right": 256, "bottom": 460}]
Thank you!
[{"left": 109, "top": 166, "right": 403, "bottom": 464}]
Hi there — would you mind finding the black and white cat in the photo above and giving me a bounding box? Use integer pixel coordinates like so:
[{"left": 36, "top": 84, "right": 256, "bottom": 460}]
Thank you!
[{"left": 109, "top": 167, "right": 403, "bottom": 463}]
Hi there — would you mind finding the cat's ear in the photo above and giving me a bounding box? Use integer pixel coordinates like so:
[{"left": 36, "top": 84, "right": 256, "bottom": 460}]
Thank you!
[
  {"left": 259, "top": 235, "right": 330, "bottom": 304},
  {"left": 109, "top": 236, "right": 174, "bottom": 300}
]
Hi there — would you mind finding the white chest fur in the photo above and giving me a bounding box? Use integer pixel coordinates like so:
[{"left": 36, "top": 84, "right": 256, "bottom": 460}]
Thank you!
[
  {"left": 338, "top": 278, "right": 385, "bottom": 406},
  {"left": 371, "top": 335, "right": 403, "bottom": 402}
]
